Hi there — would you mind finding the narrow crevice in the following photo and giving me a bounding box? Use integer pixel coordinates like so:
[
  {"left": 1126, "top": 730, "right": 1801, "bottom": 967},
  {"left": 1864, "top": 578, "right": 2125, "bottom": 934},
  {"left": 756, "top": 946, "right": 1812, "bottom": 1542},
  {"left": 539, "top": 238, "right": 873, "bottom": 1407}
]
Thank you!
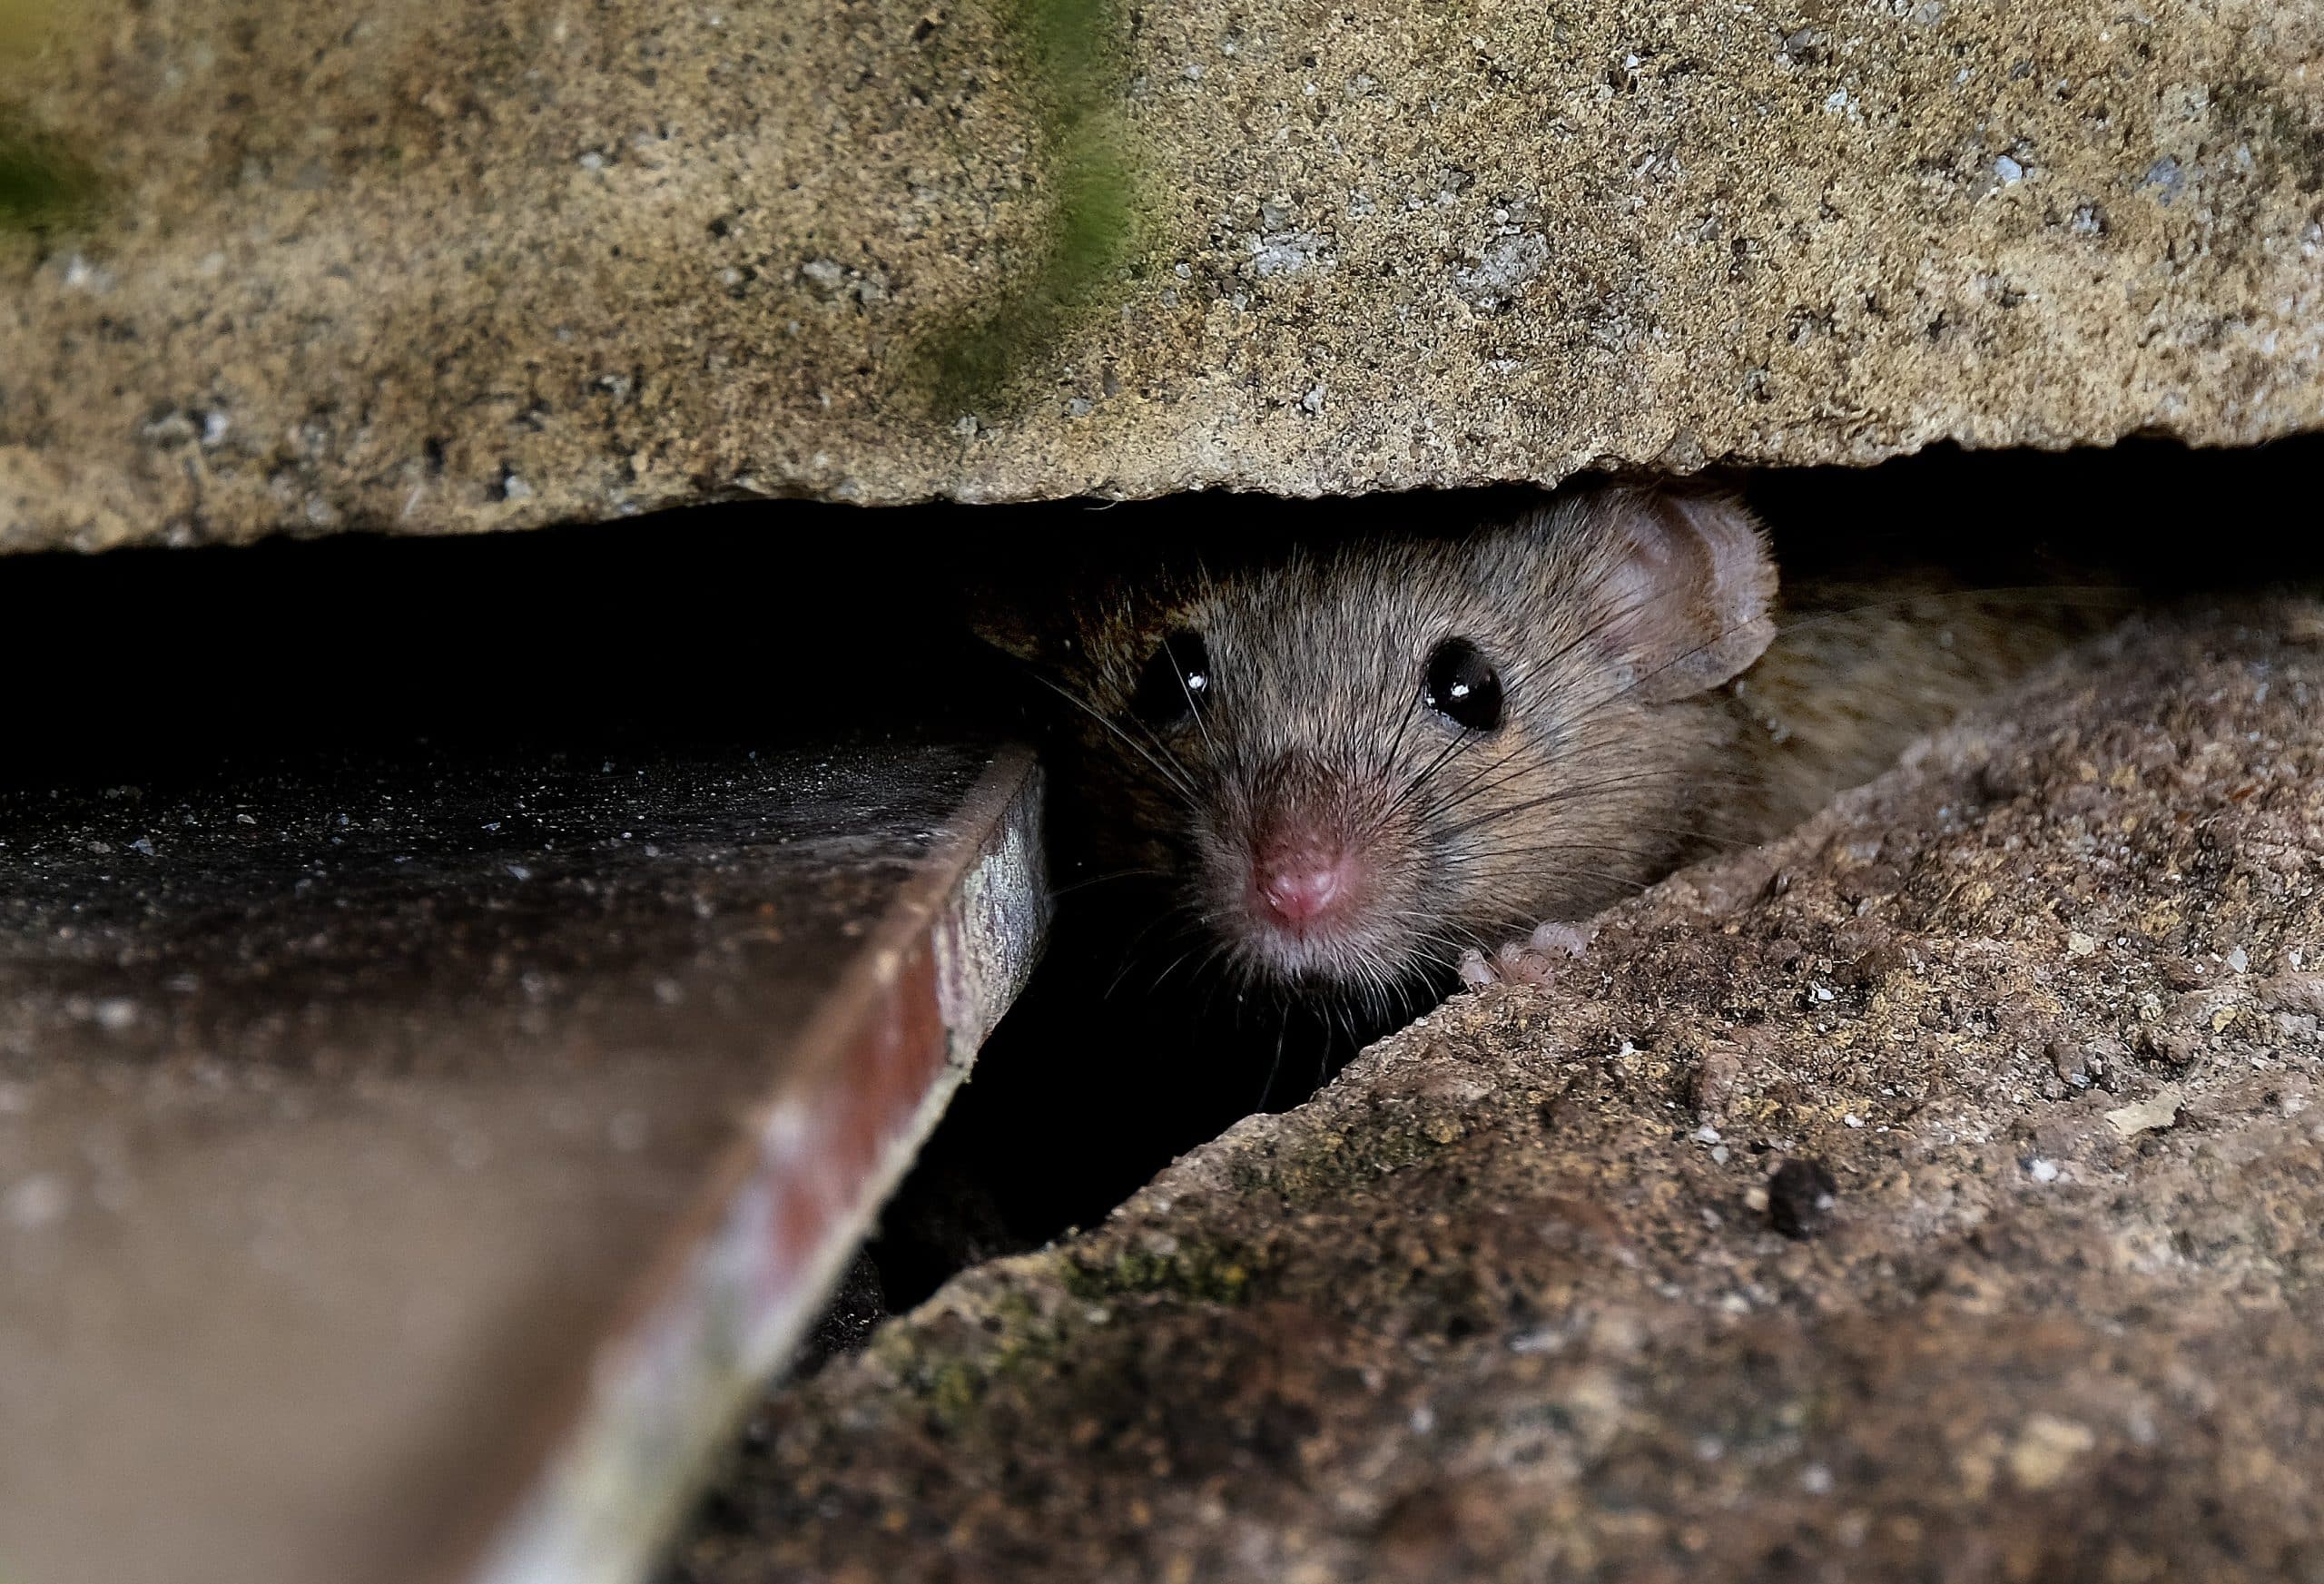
[{"left": 844, "top": 435, "right": 2324, "bottom": 1319}]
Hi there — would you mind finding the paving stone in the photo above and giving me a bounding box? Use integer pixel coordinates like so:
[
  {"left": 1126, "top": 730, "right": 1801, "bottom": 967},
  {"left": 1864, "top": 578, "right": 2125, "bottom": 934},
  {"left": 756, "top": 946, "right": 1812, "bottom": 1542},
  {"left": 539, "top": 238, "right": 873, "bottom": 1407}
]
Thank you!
[{"left": 0, "top": 737, "right": 1046, "bottom": 1584}]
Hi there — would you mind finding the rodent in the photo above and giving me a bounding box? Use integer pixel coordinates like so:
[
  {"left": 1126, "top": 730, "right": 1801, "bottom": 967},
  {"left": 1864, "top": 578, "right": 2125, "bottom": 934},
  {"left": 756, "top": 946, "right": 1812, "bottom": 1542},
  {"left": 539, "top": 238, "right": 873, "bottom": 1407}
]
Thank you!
[{"left": 980, "top": 482, "right": 2105, "bottom": 1015}]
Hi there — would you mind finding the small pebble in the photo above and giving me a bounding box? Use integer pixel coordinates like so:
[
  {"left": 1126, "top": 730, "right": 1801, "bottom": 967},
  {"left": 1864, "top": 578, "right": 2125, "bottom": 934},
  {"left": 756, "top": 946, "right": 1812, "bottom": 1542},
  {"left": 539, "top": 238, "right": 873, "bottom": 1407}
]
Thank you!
[{"left": 2047, "top": 1040, "right": 2091, "bottom": 1088}]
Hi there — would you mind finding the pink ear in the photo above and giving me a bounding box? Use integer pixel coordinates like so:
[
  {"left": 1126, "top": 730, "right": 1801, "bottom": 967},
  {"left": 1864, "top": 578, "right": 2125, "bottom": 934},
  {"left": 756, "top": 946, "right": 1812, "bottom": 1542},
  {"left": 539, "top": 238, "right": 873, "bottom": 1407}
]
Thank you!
[{"left": 1589, "top": 490, "right": 1777, "bottom": 703}]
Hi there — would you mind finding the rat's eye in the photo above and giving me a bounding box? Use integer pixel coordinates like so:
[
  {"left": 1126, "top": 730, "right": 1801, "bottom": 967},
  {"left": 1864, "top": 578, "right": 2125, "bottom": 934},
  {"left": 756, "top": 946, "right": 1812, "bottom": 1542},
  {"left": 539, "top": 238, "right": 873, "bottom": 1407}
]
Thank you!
[
  {"left": 1130, "top": 629, "right": 1213, "bottom": 727},
  {"left": 1424, "top": 636, "right": 1504, "bottom": 732}
]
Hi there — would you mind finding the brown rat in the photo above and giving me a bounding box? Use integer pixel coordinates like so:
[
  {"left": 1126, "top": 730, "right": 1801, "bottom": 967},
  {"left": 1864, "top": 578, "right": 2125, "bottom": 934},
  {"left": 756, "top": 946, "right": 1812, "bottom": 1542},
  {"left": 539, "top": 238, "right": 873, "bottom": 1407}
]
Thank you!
[{"left": 981, "top": 482, "right": 2103, "bottom": 1015}]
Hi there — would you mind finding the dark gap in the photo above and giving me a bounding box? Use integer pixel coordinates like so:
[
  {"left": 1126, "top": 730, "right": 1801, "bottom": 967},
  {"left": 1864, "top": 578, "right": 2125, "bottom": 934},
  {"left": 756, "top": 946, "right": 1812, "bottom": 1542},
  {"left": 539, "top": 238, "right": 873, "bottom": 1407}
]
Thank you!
[
  {"left": 8, "top": 435, "right": 2302, "bottom": 780},
  {"left": 6, "top": 438, "right": 2318, "bottom": 1372},
  {"left": 6, "top": 502, "right": 1019, "bottom": 782}
]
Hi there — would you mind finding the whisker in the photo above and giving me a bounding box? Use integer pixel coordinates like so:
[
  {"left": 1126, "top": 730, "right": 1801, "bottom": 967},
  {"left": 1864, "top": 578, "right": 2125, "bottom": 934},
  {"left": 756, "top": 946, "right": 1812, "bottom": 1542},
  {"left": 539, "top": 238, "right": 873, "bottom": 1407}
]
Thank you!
[
  {"left": 1049, "top": 866, "right": 1172, "bottom": 900},
  {"left": 1029, "top": 670, "right": 1200, "bottom": 806}
]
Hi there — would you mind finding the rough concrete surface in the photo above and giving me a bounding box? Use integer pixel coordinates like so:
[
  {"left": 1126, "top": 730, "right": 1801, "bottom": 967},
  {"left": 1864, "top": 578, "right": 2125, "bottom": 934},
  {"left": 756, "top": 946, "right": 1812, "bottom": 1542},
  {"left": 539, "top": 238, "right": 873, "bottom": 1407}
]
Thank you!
[
  {"left": 670, "top": 598, "right": 2324, "bottom": 1583},
  {"left": 5, "top": 1, "right": 2324, "bottom": 551}
]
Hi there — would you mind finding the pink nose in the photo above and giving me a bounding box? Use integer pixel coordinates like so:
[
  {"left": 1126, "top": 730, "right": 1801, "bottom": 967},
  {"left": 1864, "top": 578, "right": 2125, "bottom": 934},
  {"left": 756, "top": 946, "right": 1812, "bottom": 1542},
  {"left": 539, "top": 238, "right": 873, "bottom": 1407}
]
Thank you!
[{"left": 1255, "top": 853, "right": 1355, "bottom": 927}]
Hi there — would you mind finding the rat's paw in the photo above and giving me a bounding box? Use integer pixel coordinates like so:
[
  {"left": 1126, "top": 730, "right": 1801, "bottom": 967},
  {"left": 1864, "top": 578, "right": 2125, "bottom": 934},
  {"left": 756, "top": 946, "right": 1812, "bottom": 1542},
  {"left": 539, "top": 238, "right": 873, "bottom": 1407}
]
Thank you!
[{"left": 1457, "top": 920, "right": 1595, "bottom": 989}]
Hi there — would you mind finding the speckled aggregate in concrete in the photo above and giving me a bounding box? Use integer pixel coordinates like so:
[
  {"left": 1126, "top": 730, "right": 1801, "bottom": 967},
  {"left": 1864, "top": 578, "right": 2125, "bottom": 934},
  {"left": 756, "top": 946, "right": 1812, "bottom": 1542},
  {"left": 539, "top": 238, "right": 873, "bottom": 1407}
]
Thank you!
[
  {"left": 670, "top": 598, "right": 2324, "bottom": 1583},
  {"left": 5, "top": 2, "right": 2324, "bottom": 551}
]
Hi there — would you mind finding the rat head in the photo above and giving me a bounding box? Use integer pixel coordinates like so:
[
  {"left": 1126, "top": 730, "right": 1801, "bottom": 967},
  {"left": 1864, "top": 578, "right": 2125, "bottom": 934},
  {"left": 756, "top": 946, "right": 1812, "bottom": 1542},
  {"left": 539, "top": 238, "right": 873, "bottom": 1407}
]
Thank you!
[{"left": 983, "top": 487, "right": 1777, "bottom": 1008}]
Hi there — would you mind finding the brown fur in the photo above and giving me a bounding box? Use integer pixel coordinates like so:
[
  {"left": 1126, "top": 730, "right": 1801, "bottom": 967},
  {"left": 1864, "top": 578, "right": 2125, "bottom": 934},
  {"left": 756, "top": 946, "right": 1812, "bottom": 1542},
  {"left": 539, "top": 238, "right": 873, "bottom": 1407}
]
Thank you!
[{"left": 987, "top": 485, "right": 2104, "bottom": 1011}]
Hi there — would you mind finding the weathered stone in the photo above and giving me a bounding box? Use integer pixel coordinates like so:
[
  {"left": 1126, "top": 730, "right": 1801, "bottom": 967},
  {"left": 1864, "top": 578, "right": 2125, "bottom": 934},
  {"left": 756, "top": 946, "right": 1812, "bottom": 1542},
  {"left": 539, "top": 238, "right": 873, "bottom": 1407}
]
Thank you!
[
  {"left": 5, "top": 1, "right": 2324, "bottom": 552},
  {"left": 669, "top": 597, "right": 2324, "bottom": 1583}
]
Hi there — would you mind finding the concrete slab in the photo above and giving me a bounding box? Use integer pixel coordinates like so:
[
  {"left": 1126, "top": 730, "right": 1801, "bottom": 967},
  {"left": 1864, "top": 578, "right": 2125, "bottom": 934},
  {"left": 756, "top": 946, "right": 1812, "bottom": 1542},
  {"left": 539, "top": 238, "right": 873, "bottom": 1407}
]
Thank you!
[
  {"left": 8, "top": 0, "right": 2324, "bottom": 551},
  {"left": 0, "top": 738, "right": 1046, "bottom": 1584}
]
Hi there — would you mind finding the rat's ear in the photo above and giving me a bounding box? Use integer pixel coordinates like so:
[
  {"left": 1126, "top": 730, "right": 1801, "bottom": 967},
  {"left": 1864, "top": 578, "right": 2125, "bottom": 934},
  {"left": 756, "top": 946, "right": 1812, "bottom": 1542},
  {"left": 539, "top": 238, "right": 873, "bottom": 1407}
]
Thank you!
[
  {"left": 964, "top": 593, "right": 1052, "bottom": 665},
  {"left": 962, "top": 556, "right": 1095, "bottom": 667},
  {"left": 960, "top": 531, "right": 1174, "bottom": 669},
  {"left": 1583, "top": 488, "right": 1777, "bottom": 703},
  {"left": 966, "top": 550, "right": 1195, "bottom": 678}
]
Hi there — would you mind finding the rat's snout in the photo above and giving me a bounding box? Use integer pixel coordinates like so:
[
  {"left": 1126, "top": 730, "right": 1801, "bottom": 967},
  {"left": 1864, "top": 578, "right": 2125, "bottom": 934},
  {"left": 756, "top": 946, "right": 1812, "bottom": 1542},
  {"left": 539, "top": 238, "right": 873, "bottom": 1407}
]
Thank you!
[
  {"left": 1237, "top": 750, "right": 1377, "bottom": 941},
  {"left": 1202, "top": 750, "right": 1419, "bottom": 989},
  {"left": 1251, "top": 839, "right": 1364, "bottom": 930}
]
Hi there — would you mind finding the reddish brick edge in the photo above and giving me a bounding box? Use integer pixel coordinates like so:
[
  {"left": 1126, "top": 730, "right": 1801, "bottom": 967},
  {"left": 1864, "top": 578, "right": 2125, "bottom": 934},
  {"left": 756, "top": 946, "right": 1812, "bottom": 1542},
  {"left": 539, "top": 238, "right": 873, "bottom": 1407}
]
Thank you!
[{"left": 448, "top": 747, "right": 1048, "bottom": 1584}]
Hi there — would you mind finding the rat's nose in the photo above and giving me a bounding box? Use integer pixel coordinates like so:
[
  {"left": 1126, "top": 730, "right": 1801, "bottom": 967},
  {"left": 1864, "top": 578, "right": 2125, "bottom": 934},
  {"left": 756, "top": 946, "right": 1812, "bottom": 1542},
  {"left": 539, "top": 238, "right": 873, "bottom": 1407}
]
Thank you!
[{"left": 1253, "top": 849, "right": 1361, "bottom": 929}]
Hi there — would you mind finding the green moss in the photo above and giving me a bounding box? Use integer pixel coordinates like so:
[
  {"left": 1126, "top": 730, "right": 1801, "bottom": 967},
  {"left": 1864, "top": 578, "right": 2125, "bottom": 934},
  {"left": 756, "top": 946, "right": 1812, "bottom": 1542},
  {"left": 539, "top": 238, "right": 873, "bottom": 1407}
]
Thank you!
[
  {"left": 919, "top": 0, "right": 1143, "bottom": 409},
  {"left": 872, "top": 1281, "right": 1078, "bottom": 1429},
  {"left": 1260, "top": 1121, "right": 1447, "bottom": 1208},
  {"left": 1060, "top": 1240, "right": 1261, "bottom": 1304},
  {"left": 0, "top": 120, "right": 97, "bottom": 230},
  {"left": 924, "top": 1359, "right": 985, "bottom": 1422}
]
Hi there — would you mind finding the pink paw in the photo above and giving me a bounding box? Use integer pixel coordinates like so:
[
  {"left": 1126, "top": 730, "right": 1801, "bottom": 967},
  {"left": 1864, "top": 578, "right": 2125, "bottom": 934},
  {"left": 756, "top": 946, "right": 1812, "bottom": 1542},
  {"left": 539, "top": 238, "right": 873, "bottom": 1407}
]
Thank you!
[{"left": 1457, "top": 920, "right": 1595, "bottom": 989}]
